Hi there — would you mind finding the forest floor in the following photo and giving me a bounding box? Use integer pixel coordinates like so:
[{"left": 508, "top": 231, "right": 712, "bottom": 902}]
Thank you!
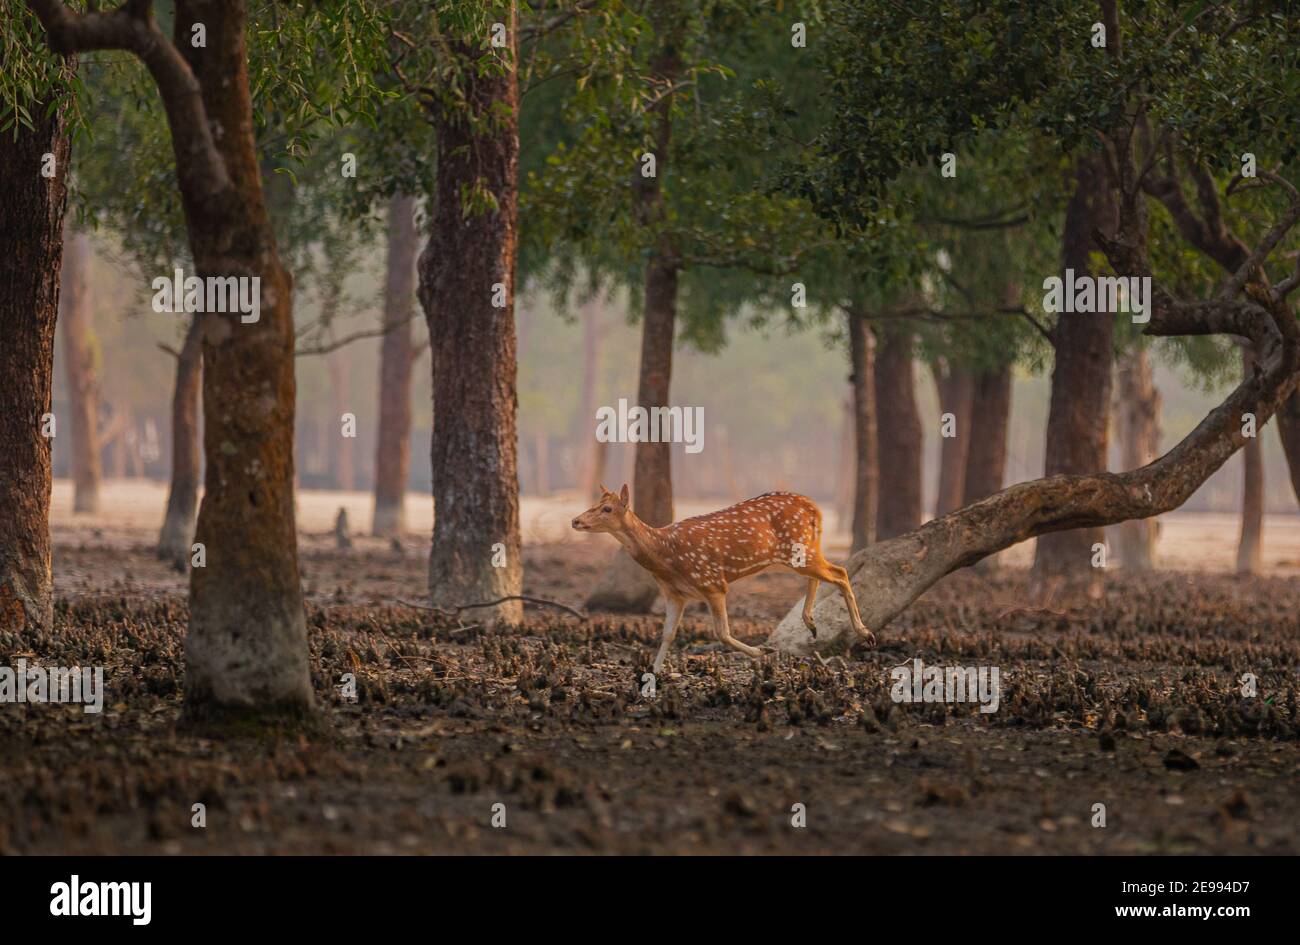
[{"left": 2, "top": 489, "right": 1298, "bottom": 854}]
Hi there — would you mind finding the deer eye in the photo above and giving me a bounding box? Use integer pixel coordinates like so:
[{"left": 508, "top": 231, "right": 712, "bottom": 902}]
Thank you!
[{"left": 602, "top": 505, "right": 613, "bottom": 513}]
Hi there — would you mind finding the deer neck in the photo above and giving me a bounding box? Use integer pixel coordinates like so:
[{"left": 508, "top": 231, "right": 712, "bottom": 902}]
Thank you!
[{"left": 614, "top": 513, "right": 668, "bottom": 572}]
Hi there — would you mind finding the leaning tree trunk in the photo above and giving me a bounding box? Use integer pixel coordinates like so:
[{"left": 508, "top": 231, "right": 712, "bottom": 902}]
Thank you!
[
  {"left": 932, "top": 361, "right": 973, "bottom": 518},
  {"left": 1237, "top": 347, "right": 1264, "bottom": 574},
  {"left": 157, "top": 315, "right": 203, "bottom": 567},
  {"left": 873, "top": 328, "right": 922, "bottom": 540},
  {"left": 419, "top": 9, "right": 523, "bottom": 627},
  {"left": 848, "top": 309, "right": 878, "bottom": 553},
  {"left": 59, "top": 224, "right": 102, "bottom": 514},
  {"left": 372, "top": 193, "right": 417, "bottom": 536},
  {"left": 176, "top": 3, "right": 314, "bottom": 721},
  {"left": 1110, "top": 347, "right": 1161, "bottom": 569},
  {"left": 1032, "top": 154, "right": 1115, "bottom": 597},
  {"left": 0, "top": 91, "right": 72, "bottom": 634}
]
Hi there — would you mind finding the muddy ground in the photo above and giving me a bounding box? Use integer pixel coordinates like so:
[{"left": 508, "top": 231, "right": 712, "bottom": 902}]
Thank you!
[{"left": 1, "top": 533, "right": 1297, "bottom": 854}]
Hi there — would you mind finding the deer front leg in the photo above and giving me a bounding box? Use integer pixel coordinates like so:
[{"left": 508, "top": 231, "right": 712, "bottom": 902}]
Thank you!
[
  {"left": 705, "top": 592, "right": 762, "bottom": 660},
  {"left": 652, "top": 596, "right": 684, "bottom": 674}
]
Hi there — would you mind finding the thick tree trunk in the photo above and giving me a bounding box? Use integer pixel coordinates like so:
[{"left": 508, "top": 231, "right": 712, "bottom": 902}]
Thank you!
[
  {"left": 1276, "top": 393, "right": 1300, "bottom": 506},
  {"left": 873, "top": 329, "right": 922, "bottom": 540},
  {"left": 176, "top": 3, "right": 314, "bottom": 721},
  {"left": 157, "top": 316, "right": 203, "bottom": 567},
  {"left": 59, "top": 225, "right": 101, "bottom": 514},
  {"left": 418, "top": 8, "right": 523, "bottom": 626},
  {"left": 1110, "top": 347, "right": 1161, "bottom": 569},
  {"left": 327, "top": 349, "right": 355, "bottom": 491},
  {"left": 372, "top": 193, "right": 417, "bottom": 536},
  {"left": 848, "top": 310, "right": 877, "bottom": 553},
  {"left": 576, "top": 294, "right": 607, "bottom": 502},
  {"left": 932, "top": 361, "right": 973, "bottom": 518},
  {"left": 1032, "top": 155, "right": 1115, "bottom": 597},
  {"left": 1237, "top": 347, "right": 1264, "bottom": 574},
  {"left": 0, "top": 92, "right": 71, "bottom": 634}
]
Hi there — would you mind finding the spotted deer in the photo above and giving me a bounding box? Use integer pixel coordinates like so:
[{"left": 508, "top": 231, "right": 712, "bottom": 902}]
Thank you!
[{"left": 573, "top": 485, "right": 875, "bottom": 672}]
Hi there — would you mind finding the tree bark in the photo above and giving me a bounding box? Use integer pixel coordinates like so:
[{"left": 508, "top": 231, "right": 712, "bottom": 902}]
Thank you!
[
  {"left": 1275, "top": 391, "right": 1300, "bottom": 506},
  {"left": 1236, "top": 346, "right": 1264, "bottom": 574},
  {"left": 0, "top": 90, "right": 72, "bottom": 634},
  {"left": 372, "top": 193, "right": 417, "bottom": 536},
  {"left": 1032, "top": 154, "right": 1115, "bottom": 597},
  {"left": 963, "top": 364, "right": 1012, "bottom": 504},
  {"left": 576, "top": 294, "right": 607, "bottom": 502},
  {"left": 932, "top": 361, "right": 973, "bottom": 518},
  {"left": 418, "top": 6, "right": 523, "bottom": 626},
  {"left": 848, "top": 310, "right": 877, "bottom": 553},
  {"left": 157, "top": 315, "right": 203, "bottom": 567},
  {"left": 59, "top": 224, "right": 102, "bottom": 513},
  {"left": 585, "top": 8, "right": 681, "bottom": 613},
  {"left": 175, "top": 2, "right": 314, "bottom": 721},
  {"left": 327, "top": 348, "right": 355, "bottom": 491},
  {"left": 1111, "top": 347, "right": 1161, "bottom": 569},
  {"left": 873, "top": 328, "right": 922, "bottom": 540}
]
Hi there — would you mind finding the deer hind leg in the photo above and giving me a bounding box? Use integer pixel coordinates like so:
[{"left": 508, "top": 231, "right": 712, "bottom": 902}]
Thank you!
[
  {"left": 800, "top": 557, "right": 876, "bottom": 646},
  {"left": 801, "top": 577, "right": 820, "bottom": 638},
  {"left": 652, "top": 596, "right": 684, "bottom": 674},
  {"left": 705, "top": 592, "right": 762, "bottom": 660}
]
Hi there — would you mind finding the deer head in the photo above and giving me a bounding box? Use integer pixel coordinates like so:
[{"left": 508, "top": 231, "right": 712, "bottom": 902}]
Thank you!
[{"left": 572, "top": 483, "right": 631, "bottom": 533}]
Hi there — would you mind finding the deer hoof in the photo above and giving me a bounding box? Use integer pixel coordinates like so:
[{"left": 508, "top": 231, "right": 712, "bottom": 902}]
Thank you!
[
  {"left": 860, "top": 629, "right": 877, "bottom": 647},
  {"left": 805, "top": 622, "right": 818, "bottom": 639}
]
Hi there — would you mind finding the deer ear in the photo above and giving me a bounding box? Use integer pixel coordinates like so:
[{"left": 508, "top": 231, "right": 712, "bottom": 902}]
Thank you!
[
  {"left": 619, "top": 483, "right": 630, "bottom": 506},
  {"left": 598, "top": 483, "right": 609, "bottom": 496}
]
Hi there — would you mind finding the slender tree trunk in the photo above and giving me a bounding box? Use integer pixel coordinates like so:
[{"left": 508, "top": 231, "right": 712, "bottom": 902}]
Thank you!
[
  {"left": 932, "top": 361, "right": 973, "bottom": 518},
  {"left": 585, "top": 8, "right": 682, "bottom": 612},
  {"left": 327, "top": 349, "right": 355, "bottom": 490},
  {"left": 157, "top": 316, "right": 203, "bottom": 567},
  {"left": 576, "top": 294, "right": 606, "bottom": 501},
  {"left": 0, "top": 91, "right": 72, "bottom": 634},
  {"left": 1237, "top": 347, "right": 1264, "bottom": 574},
  {"left": 1111, "top": 347, "right": 1161, "bottom": 569},
  {"left": 177, "top": 2, "right": 314, "bottom": 721},
  {"left": 1032, "top": 154, "right": 1115, "bottom": 597},
  {"left": 873, "top": 328, "right": 922, "bottom": 540},
  {"left": 848, "top": 310, "right": 878, "bottom": 552},
  {"left": 418, "top": 7, "right": 522, "bottom": 626},
  {"left": 59, "top": 225, "right": 101, "bottom": 513},
  {"left": 372, "top": 193, "right": 417, "bottom": 536},
  {"left": 963, "top": 364, "right": 1012, "bottom": 505}
]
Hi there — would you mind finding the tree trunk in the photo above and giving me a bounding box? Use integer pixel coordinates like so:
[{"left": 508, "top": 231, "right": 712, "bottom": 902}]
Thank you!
[
  {"left": 932, "top": 361, "right": 973, "bottom": 518},
  {"left": 963, "top": 364, "right": 1012, "bottom": 504},
  {"left": 327, "top": 349, "right": 355, "bottom": 490},
  {"left": 176, "top": 3, "right": 314, "bottom": 722},
  {"left": 59, "top": 225, "right": 101, "bottom": 514},
  {"left": 157, "top": 316, "right": 203, "bottom": 567},
  {"left": 873, "top": 328, "right": 922, "bottom": 540},
  {"left": 848, "top": 310, "right": 877, "bottom": 553},
  {"left": 418, "top": 7, "right": 523, "bottom": 627},
  {"left": 1237, "top": 347, "right": 1264, "bottom": 574},
  {"left": 1032, "top": 154, "right": 1115, "bottom": 597},
  {"left": 1276, "top": 392, "right": 1300, "bottom": 507},
  {"left": 1111, "top": 347, "right": 1161, "bottom": 569},
  {"left": 576, "top": 294, "right": 607, "bottom": 502},
  {"left": 0, "top": 91, "right": 72, "bottom": 634},
  {"left": 372, "top": 193, "right": 417, "bottom": 536},
  {"left": 585, "top": 10, "right": 681, "bottom": 613}
]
